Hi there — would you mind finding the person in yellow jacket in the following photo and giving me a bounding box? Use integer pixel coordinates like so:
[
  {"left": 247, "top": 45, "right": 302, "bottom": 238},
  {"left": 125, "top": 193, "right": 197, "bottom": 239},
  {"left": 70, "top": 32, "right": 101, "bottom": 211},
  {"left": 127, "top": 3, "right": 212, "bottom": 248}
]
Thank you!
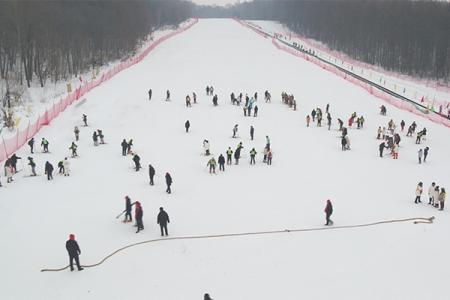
[{"left": 207, "top": 157, "right": 217, "bottom": 174}]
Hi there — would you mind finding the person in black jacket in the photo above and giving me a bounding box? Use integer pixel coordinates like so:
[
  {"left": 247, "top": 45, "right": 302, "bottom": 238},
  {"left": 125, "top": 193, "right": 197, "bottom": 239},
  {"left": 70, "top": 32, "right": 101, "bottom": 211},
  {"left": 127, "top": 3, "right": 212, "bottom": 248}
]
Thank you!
[
  {"left": 165, "top": 172, "right": 172, "bottom": 194},
  {"left": 45, "top": 161, "right": 54, "bottom": 180},
  {"left": 324, "top": 199, "right": 333, "bottom": 226},
  {"left": 157, "top": 207, "right": 170, "bottom": 236},
  {"left": 66, "top": 234, "right": 83, "bottom": 271},
  {"left": 250, "top": 126, "right": 254, "bottom": 140},
  {"left": 10, "top": 153, "right": 21, "bottom": 173},
  {"left": 124, "top": 196, "right": 133, "bottom": 222},
  {"left": 149, "top": 164, "right": 155, "bottom": 185},
  {"left": 424, "top": 146, "right": 429, "bottom": 162},
  {"left": 132, "top": 154, "right": 141, "bottom": 171},
  {"left": 28, "top": 138, "right": 34, "bottom": 154},
  {"left": 185, "top": 120, "right": 190, "bottom": 133},
  {"left": 218, "top": 154, "right": 225, "bottom": 171},
  {"left": 27, "top": 157, "right": 37, "bottom": 176},
  {"left": 379, "top": 141, "right": 387, "bottom": 157},
  {"left": 135, "top": 201, "right": 144, "bottom": 233},
  {"left": 121, "top": 139, "right": 128, "bottom": 156},
  {"left": 148, "top": 89, "right": 152, "bottom": 100}
]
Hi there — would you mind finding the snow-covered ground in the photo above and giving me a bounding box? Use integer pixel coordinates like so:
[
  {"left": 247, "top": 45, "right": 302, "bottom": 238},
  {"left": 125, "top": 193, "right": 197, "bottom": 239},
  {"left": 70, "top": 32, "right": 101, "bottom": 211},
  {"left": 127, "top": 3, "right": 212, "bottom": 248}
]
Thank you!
[
  {"left": 250, "top": 20, "right": 450, "bottom": 110},
  {"left": 1, "top": 19, "right": 449, "bottom": 300}
]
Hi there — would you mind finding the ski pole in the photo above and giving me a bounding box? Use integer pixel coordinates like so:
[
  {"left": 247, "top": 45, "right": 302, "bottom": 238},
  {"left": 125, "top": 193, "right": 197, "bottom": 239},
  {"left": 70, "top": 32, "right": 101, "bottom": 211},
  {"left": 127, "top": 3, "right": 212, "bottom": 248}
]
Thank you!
[{"left": 116, "top": 210, "right": 126, "bottom": 219}]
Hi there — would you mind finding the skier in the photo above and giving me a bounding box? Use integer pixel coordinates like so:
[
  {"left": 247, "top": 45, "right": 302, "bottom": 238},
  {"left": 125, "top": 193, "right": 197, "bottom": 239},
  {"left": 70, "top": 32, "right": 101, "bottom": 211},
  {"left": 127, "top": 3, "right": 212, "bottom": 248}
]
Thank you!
[
  {"left": 186, "top": 95, "right": 192, "bottom": 107},
  {"left": 400, "top": 120, "right": 405, "bottom": 131},
  {"left": 97, "top": 129, "right": 105, "bottom": 144},
  {"left": 41, "top": 138, "right": 49, "bottom": 153},
  {"left": 438, "top": 188, "right": 446, "bottom": 211},
  {"left": 249, "top": 148, "right": 257, "bottom": 165},
  {"left": 337, "top": 119, "right": 343, "bottom": 131},
  {"left": 10, "top": 153, "right": 21, "bottom": 173},
  {"left": 203, "top": 140, "right": 210, "bottom": 156},
  {"left": 324, "top": 199, "right": 333, "bottom": 225},
  {"left": 424, "top": 147, "right": 429, "bottom": 162},
  {"left": 149, "top": 164, "right": 155, "bottom": 185},
  {"left": 127, "top": 139, "right": 133, "bottom": 154},
  {"left": 132, "top": 154, "right": 141, "bottom": 171},
  {"left": 74, "top": 126, "right": 80, "bottom": 141},
  {"left": 66, "top": 234, "right": 83, "bottom": 271},
  {"left": 82, "top": 114, "right": 88, "bottom": 126},
  {"left": 124, "top": 196, "right": 133, "bottom": 222},
  {"left": 218, "top": 154, "right": 225, "bottom": 171},
  {"left": 212, "top": 94, "right": 218, "bottom": 106},
  {"left": 45, "top": 161, "right": 54, "bottom": 180},
  {"left": 418, "top": 149, "right": 423, "bottom": 164},
  {"left": 204, "top": 294, "right": 213, "bottom": 300},
  {"left": 63, "top": 158, "right": 70, "bottom": 176},
  {"left": 265, "top": 135, "right": 271, "bottom": 149},
  {"left": 267, "top": 149, "right": 273, "bottom": 165},
  {"left": 193, "top": 92, "right": 197, "bottom": 104},
  {"left": 210, "top": 86, "right": 214, "bottom": 95},
  {"left": 327, "top": 114, "right": 332, "bottom": 130},
  {"left": 166, "top": 90, "right": 170, "bottom": 101},
  {"left": 254, "top": 105, "right": 258, "bottom": 117},
  {"left": 311, "top": 109, "right": 316, "bottom": 122},
  {"left": 234, "top": 145, "right": 241, "bottom": 165},
  {"left": 380, "top": 105, "right": 386, "bottom": 115},
  {"left": 165, "top": 172, "right": 172, "bottom": 194},
  {"left": 250, "top": 126, "right": 254, "bottom": 140},
  {"left": 27, "top": 157, "right": 37, "bottom": 176},
  {"left": 206, "top": 86, "right": 210, "bottom": 95},
  {"left": 69, "top": 142, "right": 78, "bottom": 157},
  {"left": 265, "top": 90, "right": 271, "bottom": 103},
  {"left": 415, "top": 182, "right": 423, "bottom": 204},
  {"left": 226, "top": 147, "right": 233, "bottom": 165},
  {"left": 28, "top": 138, "right": 35, "bottom": 154},
  {"left": 121, "top": 139, "right": 128, "bottom": 156},
  {"left": 207, "top": 157, "right": 217, "bottom": 174},
  {"left": 5, "top": 160, "right": 13, "bottom": 183},
  {"left": 58, "top": 160, "right": 65, "bottom": 174},
  {"left": 232, "top": 124, "right": 238, "bottom": 138},
  {"left": 428, "top": 182, "right": 436, "bottom": 205},
  {"left": 92, "top": 131, "right": 98, "bottom": 146},
  {"left": 135, "top": 201, "right": 144, "bottom": 233},
  {"left": 306, "top": 115, "right": 310, "bottom": 127},
  {"left": 148, "top": 89, "right": 152, "bottom": 100},
  {"left": 157, "top": 207, "right": 170, "bottom": 236},
  {"left": 185, "top": 120, "right": 190, "bottom": 133},
  {"left": 379, "top": 141, "right": 387, "bottom": 157},
  {"left": 326, "top": 103, "right": 330, "bottom": 114}
]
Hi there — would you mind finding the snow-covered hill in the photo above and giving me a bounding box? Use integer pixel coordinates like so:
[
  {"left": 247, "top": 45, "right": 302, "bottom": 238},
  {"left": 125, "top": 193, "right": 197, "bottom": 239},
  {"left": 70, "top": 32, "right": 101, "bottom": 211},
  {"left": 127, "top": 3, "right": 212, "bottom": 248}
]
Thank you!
[{"left": 1, "top": 19, "right": 449, "bottom": 300}]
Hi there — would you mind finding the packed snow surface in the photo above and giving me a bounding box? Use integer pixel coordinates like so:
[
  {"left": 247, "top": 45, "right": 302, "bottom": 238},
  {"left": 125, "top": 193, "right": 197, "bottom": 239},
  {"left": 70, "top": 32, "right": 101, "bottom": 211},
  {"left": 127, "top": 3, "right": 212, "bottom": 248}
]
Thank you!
[{"left": 1, "top": 19, "right": 449, "bottom": 300}]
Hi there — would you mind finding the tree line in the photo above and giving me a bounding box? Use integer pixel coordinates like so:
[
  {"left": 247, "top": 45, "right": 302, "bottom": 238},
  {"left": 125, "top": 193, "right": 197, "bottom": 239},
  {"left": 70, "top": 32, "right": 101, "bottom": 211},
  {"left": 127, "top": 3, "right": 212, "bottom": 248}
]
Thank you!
[
  {"left": 194, "top": 0, "right": 450, "bottom": 82},
  {"left": 0, "top": 0, "right": 192, "bottom": 90}
]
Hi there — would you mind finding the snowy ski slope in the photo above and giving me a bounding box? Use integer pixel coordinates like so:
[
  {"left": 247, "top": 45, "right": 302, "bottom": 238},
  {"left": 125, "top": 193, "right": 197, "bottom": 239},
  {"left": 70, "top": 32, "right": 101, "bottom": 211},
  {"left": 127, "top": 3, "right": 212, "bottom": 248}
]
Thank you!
[{"left": 1, "top": 19, "right": 449, "bottom": 300}]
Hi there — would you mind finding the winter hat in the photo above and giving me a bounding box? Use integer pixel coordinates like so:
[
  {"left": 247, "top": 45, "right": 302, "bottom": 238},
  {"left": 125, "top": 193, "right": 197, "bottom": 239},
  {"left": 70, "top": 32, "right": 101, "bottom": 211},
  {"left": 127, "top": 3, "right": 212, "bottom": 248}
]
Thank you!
[{"left": 69, "top": 234, "right": 75, "bottom": 240}]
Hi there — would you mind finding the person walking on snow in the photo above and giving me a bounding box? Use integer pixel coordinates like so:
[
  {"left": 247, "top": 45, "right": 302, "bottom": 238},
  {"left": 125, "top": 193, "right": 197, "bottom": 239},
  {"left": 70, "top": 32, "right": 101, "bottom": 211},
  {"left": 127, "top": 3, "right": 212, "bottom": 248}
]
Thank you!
[
  {"left": 45, "top": 161, "right": 54, "bottom": 180},
  {"left": 324, "top": 199, "right": 333, "bottom": 225},
  {"left": 379, "top": 141, "right": 387, "bottom": 157},
  {"left": 265, "top": 135, "right": 271, "bottom": 149},
  {"left": 27, "top": 157, "right": 37, "bottom": 176},
  {"left": 28, "top": 138, "right": 35, "bottom": 154},
  {"left": 148, "top": 89, "right": 152, "bottom": 100},
  {"left": 306, "top": 115, "right": 311, "bottom": 127},
  {"left": 207, "top": 157, "right": 217, "bottom": 174},
  {"left": 438, "top": 188, "right": 446, "bottom": 211},
  {"left": 185, "top": 120, "right": 190, "bottom": 133},
  {"left": 157, "top": 207, "right": 170, "bottom": 236},
  {"left": 66, "top": 234, "right": 83, "bottom": 271},
  {"left": 69, "top": 142, "right": 78, "bottom": 157},
  {"left": 149, "top": 164, "right": 155, "bottom": 185},
  {"left": 250, "top": 126, "right": 254, "bottom": 140},
  {"left": 249, "top": 148, "right": 257, "bottom": 165},
  {"left": 10, "top": 153, "right": 21, "bottom": 173},
  {"left": 428, "top": 182, "right": 436, "bottom": 205},
  {"left": 226, "top": 147, "right": 233, "bottom": 165},
  {"left": 165, "top": 172, "right": 172, "bottom": 194},
  {"left": 58, "top": 160, "right": 64, "bottom": 174},
  {"left": 166, "top": 90, "right": 170, "bottom": 101},
  {"left": 121, "top": 139, "right": 128, "bottom": 156},
  {"left": 311, "top": 109, "right": 316, "bottom": 122},
  {"left": 418, "top": 149, "right": 423, "bottom": 164},
  {"left": 124, "top": 196, "right": 133, "bottom": 222},
  {"left": 424, "top": 147, "right": 429, "bottom": 162},
  {"left": 267, "top": 149, "right": 273, "bottom": 165},
  {"left": 254, "top": 105, "right": 258, "bottom": 117},
  {"left": 218, "top": 154, "right": 225, "bottom": 171},
  {"left": 232, "top": 124, "right": 238, "bottom": 138},
  {"left": 127, "top": 139, "right": 133, "bottom": 155},
  {"left": 132, "top": 154, "right": 141, "bottom": 171},
  {"left": 97, "top": 129, "right": 105, "bottom": 144},
  {"left": 63, "top": 158, "right": 70, "bottom": 176},
  {"left": 82, "top": 114, "right": 88, "bottom": 126},
  {"left": 193, "top": 92, "right": 197, "bottom": 104},
  {"left": 415, "top": 182, "right": 423, "bottom": 203},
  {"left": 74, "top": 126, "right": 80, "bottom": 141},
  {"left": 135, "top": 201, "right": 144, "bottom": 233},
  {"left": 41, "top": 138, "right": 49, "bottom": 153},
  {"left": 92, "top": 131, "right": 99, "bottom": 146}
]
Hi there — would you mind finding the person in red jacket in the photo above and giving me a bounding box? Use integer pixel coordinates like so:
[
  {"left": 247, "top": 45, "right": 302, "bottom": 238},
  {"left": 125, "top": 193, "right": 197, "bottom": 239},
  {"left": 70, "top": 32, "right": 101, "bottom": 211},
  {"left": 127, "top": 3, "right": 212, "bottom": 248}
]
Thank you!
[
  {"left": 135, "top": 201, "right": 144, "bottom": 233},
  {"left": 324, "top": 199, "right": 333, "bottom": 226},
  {"left": 66, "top": 234, "right": 83, "bottom": 271}
]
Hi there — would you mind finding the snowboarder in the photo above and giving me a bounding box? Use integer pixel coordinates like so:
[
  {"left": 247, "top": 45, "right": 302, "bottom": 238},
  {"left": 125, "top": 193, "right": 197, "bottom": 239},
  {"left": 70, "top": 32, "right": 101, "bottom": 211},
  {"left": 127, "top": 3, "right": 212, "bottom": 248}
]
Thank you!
[
  {"left": 135, "top": 201, "right": 144, "bottom": 233},
  {"left": 28, "top": 138, "right": 34, "bottom": 154},
  {"left": 148, "top": 89, "right": 152, "bottom": 100},
  {"left": 428, "top": 182, "right": 436, "bottom": 205},
  {"left": 27, "top": 157, "right": 37, "bottom": 176},
  {"left": 418, "top": 149, "right": 423, "bottom": 164},
  {"left": 324, "top": 199, "right": 333, "bottom": 225},
  {"left": 82, "top": 114, "right": 88, "bottom": 126},
  {"left": 438, "top": 188, "right": 446, "bottom": 211},
  {"left": 249, "top": 148, "right": 257, "bottom": 165},
  {"left": 69, "top": 142, "right": 78, "bottom": 157},
  {"left": 254, "top": 105, "right": 258, "bottom": 117},
  {"left": 218, "top": 154, "right": 225, "bottom": 171},
  {"left": 226, "top": 147, "right": 233, "bottom": 165},
  {"left": 132, "top": 154, "right": 141, "bottom": 171},
  {"left": 92, "top": 131, "right": 99, "bottom": 146},
  {"left": 415, "top": 182, "right": 423, "bottom": 204},
  {"left": 207, "top": 157, "right": 217, "bottom": 174},
  {"left": 424, "top": 147, "right": 429, "bottom": 162},
  {"left": 232, "top": 124, "right": 238, "bottom": 138},
  {"left": 124, "top": 196, "right": 133, "bottom": 222},
  {"left": 41, "top": 138, "right": 49, "bottom": 153},
  {"left": 66, "top": 234, "right": 83, "bottom": 271},
  {"left": 45, "top": 161, "right": 54, "bottom": 180},
  {"left": 166, "top": 90, "right": 170, "bottom": 101},
  {"left": 165, "top": 172, "right": 172, "bottom": 194},
  {"left": 74, "top": 126, "right": 80, "bottom": 141},
  {"left": 121, "top": 139, "right": 128, "bottom": 156},
  {"left": 63, "top": 158, "right": 70, "bottom": 176},
  {"left": 157, "top": 207, "right": 170, "bottom": 236},
  {"left": 149, "top": 164, "right": 155, "bottom": 185},
  {"left": 250, "top": 126, "right": 254, "bottom": 140},
  {"left": 185, "top": 120, "right": 190, "bottom": 133},
  {"left": 306, "top": 115, "right": 310, "bottom": 127},
  {"left": 203, "top": 140, "right": 210, "bottom": 156}
]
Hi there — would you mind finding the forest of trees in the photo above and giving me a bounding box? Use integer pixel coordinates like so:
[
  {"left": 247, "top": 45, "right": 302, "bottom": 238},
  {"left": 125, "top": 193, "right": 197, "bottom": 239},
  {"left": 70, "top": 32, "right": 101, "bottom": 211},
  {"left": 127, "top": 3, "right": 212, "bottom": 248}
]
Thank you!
[
  {"left": 195, "top": 0, "right": 450, "bottom": 82},
  {"left": 0, "top": 1, "right": 192, "bottom": 90}
]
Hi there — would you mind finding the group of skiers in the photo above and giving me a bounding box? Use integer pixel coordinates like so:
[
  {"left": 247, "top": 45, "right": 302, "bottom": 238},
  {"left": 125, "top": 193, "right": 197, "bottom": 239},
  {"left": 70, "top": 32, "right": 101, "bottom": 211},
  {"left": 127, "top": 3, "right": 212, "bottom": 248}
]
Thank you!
[
  {"left": 281, "top": 92, "right": 297, "bottom": 110},
  {"left": 92, "top": 129, "right": 105, "bottom": 146},
  {"left": 415, "top": 182, "right": 446, "bottom": 211}
]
